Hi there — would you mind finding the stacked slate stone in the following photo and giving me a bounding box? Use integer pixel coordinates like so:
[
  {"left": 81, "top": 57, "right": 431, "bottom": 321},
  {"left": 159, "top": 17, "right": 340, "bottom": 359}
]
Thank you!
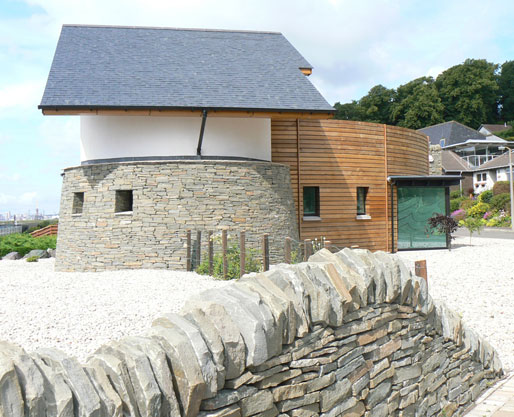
[{"left": 0, "top": 249, "right": 503, "bottom": 417}]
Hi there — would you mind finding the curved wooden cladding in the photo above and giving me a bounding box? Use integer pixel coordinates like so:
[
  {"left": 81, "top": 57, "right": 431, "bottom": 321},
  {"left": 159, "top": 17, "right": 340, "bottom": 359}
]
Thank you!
[{"left": 271, "top": 119, "right": 429, "bottom": 252}]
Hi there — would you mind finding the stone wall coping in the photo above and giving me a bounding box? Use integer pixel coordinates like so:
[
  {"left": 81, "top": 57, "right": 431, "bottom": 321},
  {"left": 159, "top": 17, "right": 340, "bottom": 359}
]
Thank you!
[{"left": 62, "top": 159, "right": 289, "bottom": 172}]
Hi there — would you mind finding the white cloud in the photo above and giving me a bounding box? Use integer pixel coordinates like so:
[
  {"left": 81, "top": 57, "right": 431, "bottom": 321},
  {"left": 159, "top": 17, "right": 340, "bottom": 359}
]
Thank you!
[
  {"left": 39, "top": 117, "right": 80, "bottom": 158},
  {"left": 0, "top": 80, "right": 45, "bottom": 116},
  {"left": 0, "top": 191, "right": 37, "bottom": 205},
  {"left": 0, "top": 173, "right": 21, "bottom": 182}
]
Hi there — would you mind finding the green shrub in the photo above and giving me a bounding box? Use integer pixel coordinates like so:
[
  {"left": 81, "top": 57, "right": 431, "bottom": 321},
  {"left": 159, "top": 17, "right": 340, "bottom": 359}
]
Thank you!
[
  {"left": 478, "top": 190, "right": 493, "bottom": 204},
  {"left": 459, "top": 198, "right": 477, "bottom": 211},
  {"left": 196, "top": 244, "right": 261, "bottom": 280},
  {"left": 466, "top": 201, "right": 490, "bottom": 218},
  {"left": 493, "top": 181, "right": 511, "bottom": 195},
  {"left": 490, "top": 193, "right": 511, "bottom": 213},
  {"left": 26, "top": 256, "right": 39, "bottom": 262},
  {"left": 450, "top": 197, "right": 466, "bottom": 212},
  {"left": 450, "top": 190, "right": 463, "bottom": 199},
  {"left": 0, "top": 234, "right": 57, "bottom": 258}
]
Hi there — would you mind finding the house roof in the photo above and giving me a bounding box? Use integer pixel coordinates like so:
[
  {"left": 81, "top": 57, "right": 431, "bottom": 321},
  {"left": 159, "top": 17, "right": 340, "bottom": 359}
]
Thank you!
[
  {"left": 479, "top": 124, "right": 510, "bottom": 134},
  {"left": 418, "top": 121, "right": 486, "bottom": 147},
  {"left": 441, "top": 150, "right": 473, "bottom": 172},
  {"left": 39, "top": 25, "right": 334, "bottom": 114},
  {"left": 475, "top": 150, "right": 514, "bottom": 172}
]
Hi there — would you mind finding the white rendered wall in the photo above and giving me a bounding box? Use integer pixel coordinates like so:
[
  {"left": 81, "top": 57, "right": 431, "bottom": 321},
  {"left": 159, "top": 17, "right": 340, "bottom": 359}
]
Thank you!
[{"left": 80, "top": 115, "right": 271, "bottom": 162}]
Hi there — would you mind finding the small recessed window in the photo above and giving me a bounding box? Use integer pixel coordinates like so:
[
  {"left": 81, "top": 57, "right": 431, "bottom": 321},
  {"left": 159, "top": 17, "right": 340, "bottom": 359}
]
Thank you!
[
  {"left": 440, "top": 139, "right": 446, "bottom": 147},
  {"left": 72, "top": 192, "right": 84, "bottom": 214},
  {"left": 303, "top": 186, "right": 320, "bottom": 217},
  {"left": 115, "top": 190, "right": 133, "bottom": 213},
  {"left": 357, "top": 187, "right": 368, "bottom": 215}
]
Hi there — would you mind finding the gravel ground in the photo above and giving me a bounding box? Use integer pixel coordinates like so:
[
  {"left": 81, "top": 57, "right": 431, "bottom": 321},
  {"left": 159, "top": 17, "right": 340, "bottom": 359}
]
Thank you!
[
  {"left": 0, "top": 236, "right": 512, "bottom": 371},
  {"left": 397, "top": 236, "right": 514, "bottom": 371},
  {"left": 0, "top": 260, "right": 228, "bottom": 362}
]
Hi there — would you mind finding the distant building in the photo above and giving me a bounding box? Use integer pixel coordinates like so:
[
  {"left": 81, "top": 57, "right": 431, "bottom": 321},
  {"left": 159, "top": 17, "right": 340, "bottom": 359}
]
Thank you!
[{"left": 419, "top": 121, "right": 507, "bottom": 169}]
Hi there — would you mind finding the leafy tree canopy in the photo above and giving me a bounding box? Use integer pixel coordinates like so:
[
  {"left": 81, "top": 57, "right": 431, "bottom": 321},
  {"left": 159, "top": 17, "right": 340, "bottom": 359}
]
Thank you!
[
  {"left": 334, "top": 58, "right": 510, "bottom": 130},
  {"left": 499, "top": 61, "right": 514, "bottom": 121}
]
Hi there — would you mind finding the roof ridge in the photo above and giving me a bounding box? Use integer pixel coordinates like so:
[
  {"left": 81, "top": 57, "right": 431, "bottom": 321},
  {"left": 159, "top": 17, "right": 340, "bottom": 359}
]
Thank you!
[{"left": 62, "top": 24, "right": 282, "bottom": 35}]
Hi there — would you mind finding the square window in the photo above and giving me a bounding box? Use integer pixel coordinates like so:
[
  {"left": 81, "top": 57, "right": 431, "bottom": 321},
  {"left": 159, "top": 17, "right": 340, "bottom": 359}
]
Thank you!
[
  {"left": 303, "top": 186, "right": 320, "bottom": 217},
  {"left": 357, "top": 187, "right": 368, "bottom": 215},
  {"left": 115, "top": 190, "right": 133, "bottom": 213},
  {"left": 72, "top": 192, "right": 84, "bottom": 214}
]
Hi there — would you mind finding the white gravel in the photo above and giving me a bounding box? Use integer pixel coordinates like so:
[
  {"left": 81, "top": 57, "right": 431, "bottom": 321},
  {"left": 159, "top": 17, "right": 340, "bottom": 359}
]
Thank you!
[
  {"left": 1, "top": 236, "right": 512, "bottom": 372},
  {"left": 0, "top": 260, "right": 228, "bottom": 363},
  {"left": 397, "top": 236, "right": 514, "bottom": 371}
]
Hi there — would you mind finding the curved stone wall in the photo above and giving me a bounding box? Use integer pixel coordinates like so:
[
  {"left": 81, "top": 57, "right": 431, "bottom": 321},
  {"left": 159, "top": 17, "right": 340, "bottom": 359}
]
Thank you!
[
  {"left": 56, "top": 160, "right": 298, "bottom": 271},
  {"left": 0, "top": 249, "right": 502, "bottom": 416}
]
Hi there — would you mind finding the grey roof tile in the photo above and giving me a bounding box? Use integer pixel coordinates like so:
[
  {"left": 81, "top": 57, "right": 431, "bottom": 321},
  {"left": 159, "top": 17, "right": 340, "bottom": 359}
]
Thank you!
[
  {"left": 40, "top": 25, "right": 334, "bottom": 113},
  {"left": 418, "top": 121, "right": 486, "bottom": 146},
  {"left": 441, "top": 150, "right": 473, "bottom": 172}
]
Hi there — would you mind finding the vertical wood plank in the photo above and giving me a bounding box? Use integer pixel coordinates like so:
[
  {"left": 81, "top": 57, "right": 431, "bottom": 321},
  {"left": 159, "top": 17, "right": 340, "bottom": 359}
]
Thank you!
[
  {"left": 304, "top": 239, "right": 312, "bottom": 261},
  {"left": 222, "top": 229, "right": 228, "bottom": 279},
  {"left": 195, "top": 230, "right": 201, "bottom": 270},
  {"left": 262, "top": 233, "right": 270, "bottom": 271},
  {"left": 284, "top": 237, "right": 292, "bottom": 264},
  {"left": 415, "top": 259, "right": 428, "bottom": 286},
  {"left": 208, "top": 231, "right": 213, "bottom": 276},
  {"left": 240, "top": 231, "right": 246, "bottom": 278},
  {"left": 186, "top": 230, "right": 192, "bottom": 271}
]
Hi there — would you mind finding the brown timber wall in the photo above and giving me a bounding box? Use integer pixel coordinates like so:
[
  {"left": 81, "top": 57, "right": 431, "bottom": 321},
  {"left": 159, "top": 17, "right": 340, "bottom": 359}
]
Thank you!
[{"left": 271, "top": 119, "right": 429, "bottom": 252}]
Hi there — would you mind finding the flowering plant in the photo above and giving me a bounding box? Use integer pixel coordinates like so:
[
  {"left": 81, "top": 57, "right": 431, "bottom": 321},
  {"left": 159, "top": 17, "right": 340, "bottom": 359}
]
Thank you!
[{"left": 451, "top": 209, "right": 466, "bottom": 221}]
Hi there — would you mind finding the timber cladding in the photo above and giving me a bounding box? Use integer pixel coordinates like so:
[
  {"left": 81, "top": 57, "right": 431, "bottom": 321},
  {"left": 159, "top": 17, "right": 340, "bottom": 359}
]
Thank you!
[{"left": 271, "top": 119, "right": 429, "bottom": 252}]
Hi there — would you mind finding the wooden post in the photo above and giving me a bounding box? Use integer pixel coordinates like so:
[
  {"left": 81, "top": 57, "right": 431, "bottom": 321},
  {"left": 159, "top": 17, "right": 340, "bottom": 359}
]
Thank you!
[
  {"left": 324, "top": 240, "right": 332, "bottom": 250},
  {"left": 262, "top": 233, "right": 270, "bottom": 271},
  {"left": 304, "top": 239, "right": 312, "bottom": 261},
  {"left": 222, "top": 229, "right": 228, "bottom": 279},
  {"left": 208, "top": 231, "right": 214, "bottom": 276},
  {"left": 195, "top": 230, "right": 201, "bottom": 269},
  {"left": 284, "top": 237, "right": 292, "bottom": 264},
  {"left": 186, "top": 230, "right": 192, "bottom": 271},
  {"left": 415, "top": 260, "right": 428, "bottom": 286},
  {"left": 240, "top": 231, "right": 246, "bottom": 278}
]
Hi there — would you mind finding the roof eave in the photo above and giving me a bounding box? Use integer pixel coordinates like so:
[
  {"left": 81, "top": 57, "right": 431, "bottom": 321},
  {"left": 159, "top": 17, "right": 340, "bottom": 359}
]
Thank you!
[{"left": 39, "top": 104, "right": 336, "bottom": 115}]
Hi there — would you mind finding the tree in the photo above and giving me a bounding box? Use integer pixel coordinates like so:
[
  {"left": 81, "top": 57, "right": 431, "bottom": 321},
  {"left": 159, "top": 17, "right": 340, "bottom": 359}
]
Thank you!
[
  {"left": 334, "top": 100, "right": 364, "bottom": 121},
  {"left": 391, "top": 77, "right": 444, "bottom": 129},
  {"left": 436, "top": 59, "right": 499, "bottom": 128},
  {"left": 358, "top": 85, "right": 395, "bottom": 124},
  {"left": 499, "top": 61, "right": 514, "bottom": 121}
]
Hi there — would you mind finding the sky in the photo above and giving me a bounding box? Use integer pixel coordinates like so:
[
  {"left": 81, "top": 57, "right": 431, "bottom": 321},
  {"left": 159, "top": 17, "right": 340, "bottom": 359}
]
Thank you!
[{"left": 0, "top": 0, "right": 513, "bottom": 215}]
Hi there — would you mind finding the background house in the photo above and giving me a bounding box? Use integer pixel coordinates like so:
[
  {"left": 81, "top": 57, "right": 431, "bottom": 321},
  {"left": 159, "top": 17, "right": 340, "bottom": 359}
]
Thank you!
[
  {"left": 419, "top": 120, "right": 507, "bottom": 169},
  {"left": 473, "top": 150, "right": 514, "bottom": 192}
]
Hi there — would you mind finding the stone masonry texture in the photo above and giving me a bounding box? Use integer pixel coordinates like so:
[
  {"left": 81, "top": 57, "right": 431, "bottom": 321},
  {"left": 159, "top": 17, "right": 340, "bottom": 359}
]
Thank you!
[
  {"left": 0, "top": 249, "right": 503, "bottom": 416},
  {"left": 56, "top": 160, "right": 299, "bottom": 272}
]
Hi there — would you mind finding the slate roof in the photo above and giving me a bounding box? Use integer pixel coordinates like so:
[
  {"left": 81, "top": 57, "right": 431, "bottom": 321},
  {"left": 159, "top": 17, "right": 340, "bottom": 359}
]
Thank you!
[
  {"left": 475, "top": 150, "right": 514, "bottom": 172},
  {"left": 479, "top": 124, "right": 510, "bottom": 134},
  {"left": 39, "top": 25, "right": 334, "bottom": 113},
  {"left": 418, "top": 121, "right": 486, "bottom": 146},
  {"left": 441, "top": 150, "right": 473, "bottom": 172}
]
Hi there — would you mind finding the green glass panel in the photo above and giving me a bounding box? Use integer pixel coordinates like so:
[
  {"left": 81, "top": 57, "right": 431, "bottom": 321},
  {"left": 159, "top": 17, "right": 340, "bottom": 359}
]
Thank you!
[
  {"left": 303, "top": 187, "right": 317, "bottom": 216},
  {"left": 397, "top": 187, "right": 446, "bottom": 249}
]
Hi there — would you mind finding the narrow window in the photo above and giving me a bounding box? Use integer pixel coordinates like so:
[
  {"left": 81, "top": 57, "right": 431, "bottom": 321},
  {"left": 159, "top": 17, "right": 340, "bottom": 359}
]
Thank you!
[
  {"left": 357, "top": 187, "right": 368, "bottom": 215},
  {"left": 440, "top": 139, "right": 446, "bottom": 147},
  {"left": 303, "top": 186, "right": 320, "bottom": 217},
  {"left": 115, "top": 190, "right": 133, "bottom": 213},
  {"left": 72, "top": 192, "right": 84, "bottom": 214}
]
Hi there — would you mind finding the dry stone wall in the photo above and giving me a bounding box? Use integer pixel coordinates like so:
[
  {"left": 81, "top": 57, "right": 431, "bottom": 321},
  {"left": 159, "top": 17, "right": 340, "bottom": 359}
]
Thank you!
[
  {"left": 0, "top": 249, "right": 503, "bottom": 417},
  {"left": 57, "top": 160, "right": 298, "bottom": 272}
]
